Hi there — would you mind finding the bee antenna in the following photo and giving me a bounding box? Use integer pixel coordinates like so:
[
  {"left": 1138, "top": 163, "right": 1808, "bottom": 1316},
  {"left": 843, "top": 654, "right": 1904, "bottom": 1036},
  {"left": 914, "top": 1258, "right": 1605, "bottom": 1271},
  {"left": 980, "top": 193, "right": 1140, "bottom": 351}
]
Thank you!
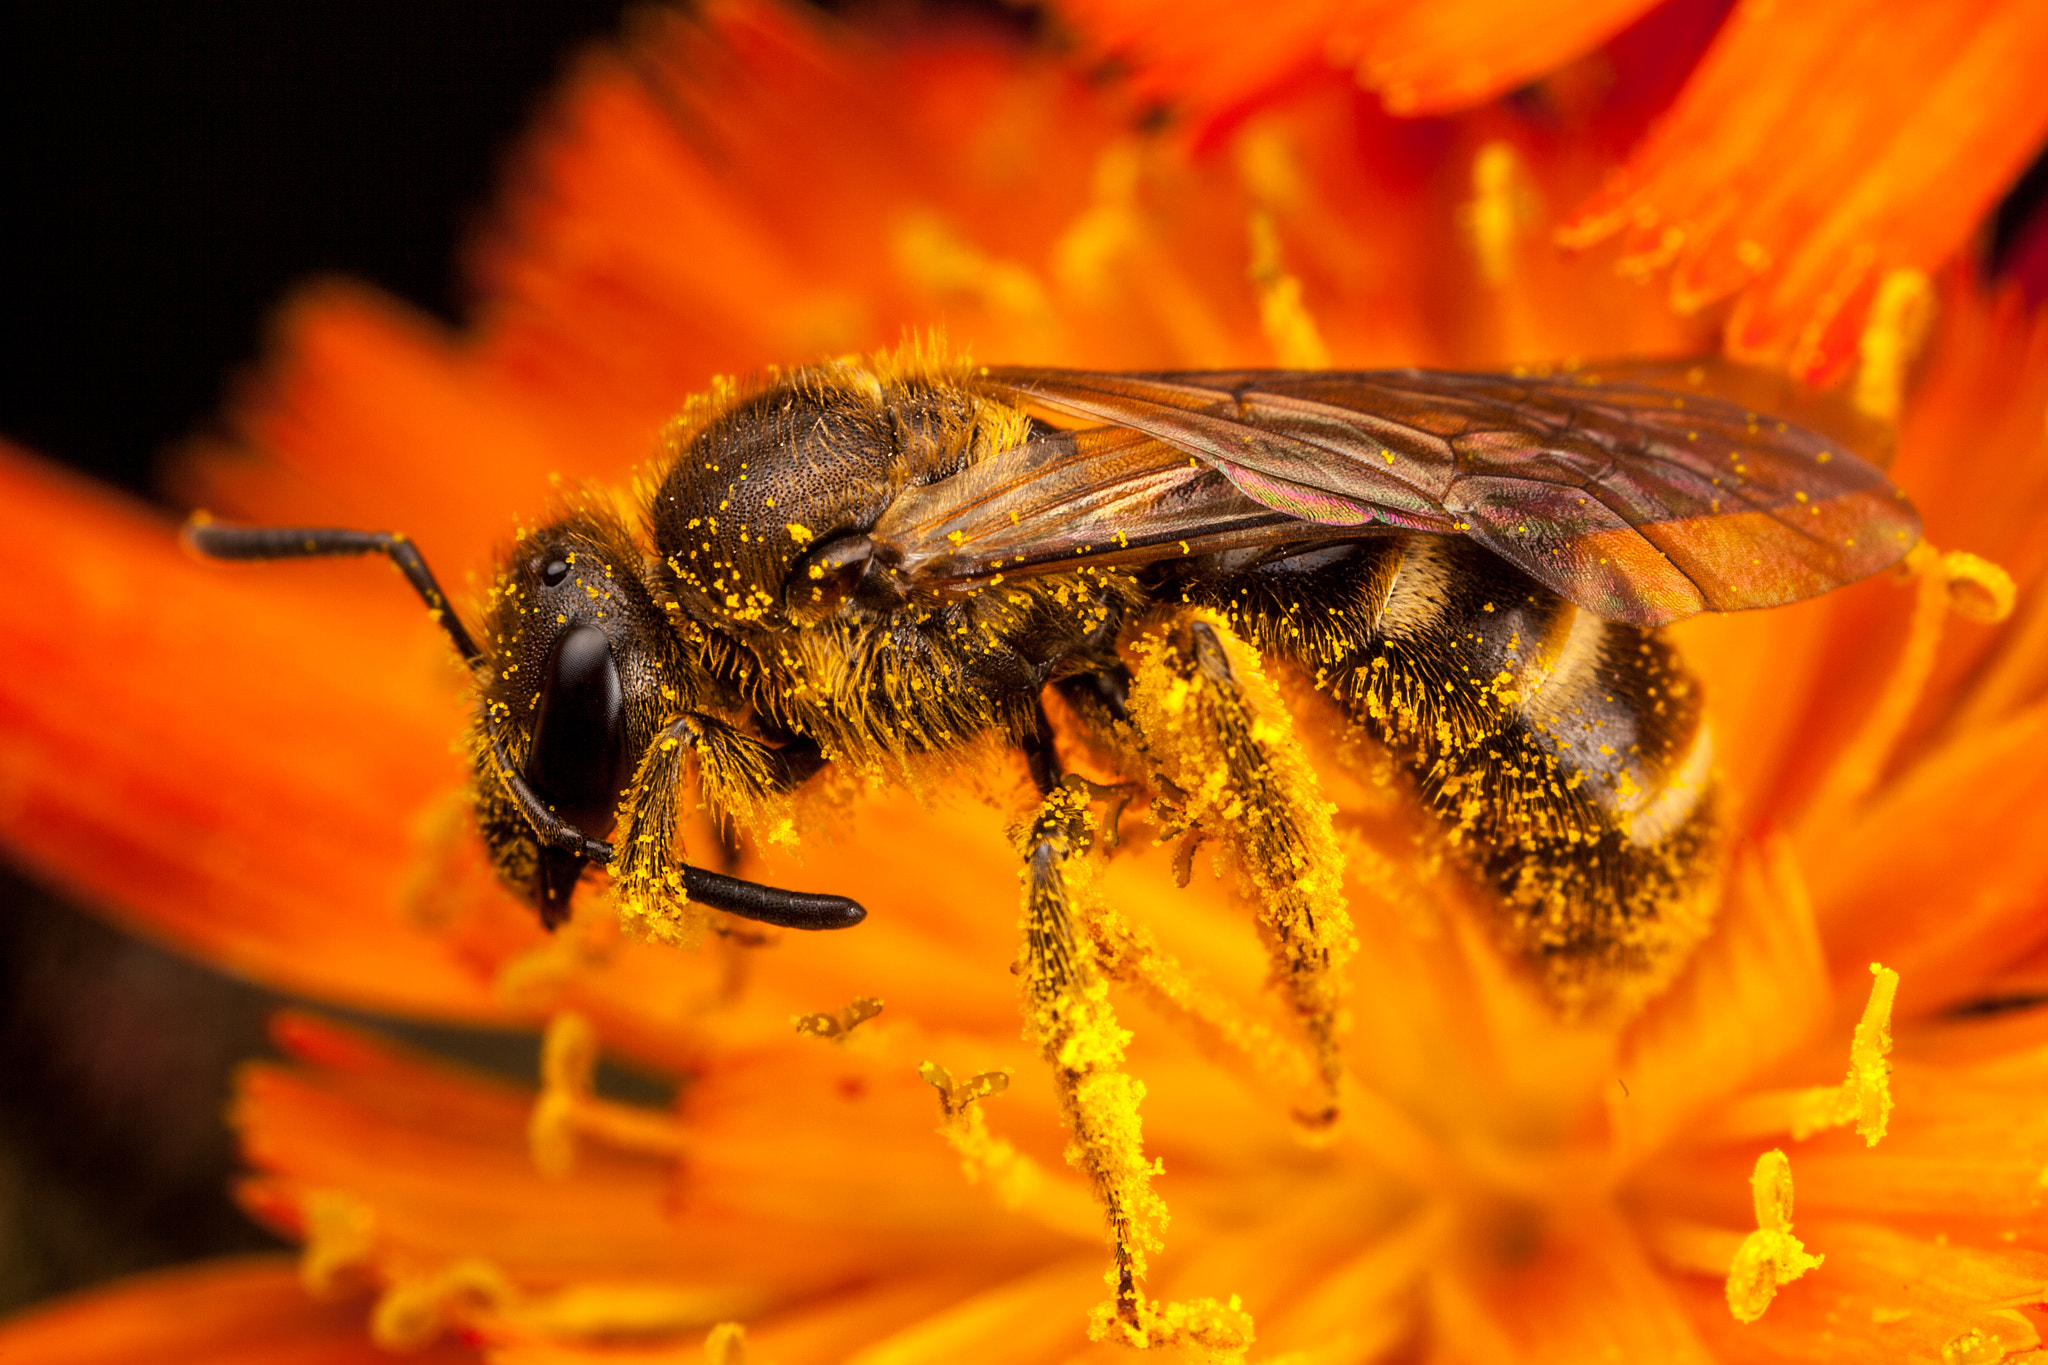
[
  {"left": 184, "top": 515, "right": 482, "bottom": 665},
  {"left": 681, "top": 866, "right": 867, "bottom": 931}
]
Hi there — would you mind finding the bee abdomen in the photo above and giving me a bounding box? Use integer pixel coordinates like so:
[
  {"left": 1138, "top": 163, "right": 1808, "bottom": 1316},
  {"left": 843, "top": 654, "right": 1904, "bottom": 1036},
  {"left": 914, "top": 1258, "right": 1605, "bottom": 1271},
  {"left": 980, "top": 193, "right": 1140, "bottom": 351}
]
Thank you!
[{"left": 1201, "top": 533, "right": 1718, "bottom": 1011}]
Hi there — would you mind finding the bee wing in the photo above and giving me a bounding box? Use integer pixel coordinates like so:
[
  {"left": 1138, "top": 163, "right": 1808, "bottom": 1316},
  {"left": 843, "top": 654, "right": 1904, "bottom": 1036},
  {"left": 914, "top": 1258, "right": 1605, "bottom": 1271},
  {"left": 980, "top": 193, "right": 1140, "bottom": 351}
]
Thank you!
[
  {"left": 869, "top": 422, "right": 1423, "bottom": 593},
  {"left": 950, "top": 366, "right": 1921, "bottom": 626}
]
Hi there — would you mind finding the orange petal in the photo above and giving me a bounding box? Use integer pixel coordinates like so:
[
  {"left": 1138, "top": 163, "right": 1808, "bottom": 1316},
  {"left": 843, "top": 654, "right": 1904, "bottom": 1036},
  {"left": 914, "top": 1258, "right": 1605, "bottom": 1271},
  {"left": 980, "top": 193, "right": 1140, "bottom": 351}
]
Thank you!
[
  {"left": 0, "top": 442, "right": 525, "bottom": 1020},
  {"left": 1801, "top": 700, "right": 2048, "bottom": 1012},
  {"left": 1560, "top": 0, "right": 2048, "bottom": 384},
  {"left": 1433, "top": 1208, "right": 1715, "bottom": 1364},
  {"left": 1645, "top": 1055, "right": 2048, "bottom": 1241},
  {"left": 235, "top": 1014, "right": 1078, "bottom": 1304},
  {"left": 1673, "top": 1220, "right": 2048, "bottom": 1362},
  {"left": 0, "top": 1257, "right": 477, "bottom": 1365},
  {"left": 1051, "top": 0, "right": 1667, "bottom": 118}
]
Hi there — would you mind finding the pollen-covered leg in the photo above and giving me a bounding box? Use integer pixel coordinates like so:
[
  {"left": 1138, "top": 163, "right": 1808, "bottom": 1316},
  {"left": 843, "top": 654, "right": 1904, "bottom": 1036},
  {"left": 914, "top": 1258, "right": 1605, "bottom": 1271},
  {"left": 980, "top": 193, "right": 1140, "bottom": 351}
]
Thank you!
[
  {"left": 612, "top": 714, "right": 856, "bottom": 943},
  {"left": 1126, "top": 612, "right": 1355, "bottom": 1127},
  {"left": 1017, "top": 783, "right": 1166, "bottom": 1333}
]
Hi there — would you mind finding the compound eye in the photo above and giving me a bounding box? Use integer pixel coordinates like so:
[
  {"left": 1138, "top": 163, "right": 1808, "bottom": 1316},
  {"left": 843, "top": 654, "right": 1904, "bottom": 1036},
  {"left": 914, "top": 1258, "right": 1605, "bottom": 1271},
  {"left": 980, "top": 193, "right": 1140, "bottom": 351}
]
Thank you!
[
  {"left": 526, "top": 624, "right": 630, "bottom": 838},
  {"left": 541, "top": 558, "right": 571, "bottom": 586}
]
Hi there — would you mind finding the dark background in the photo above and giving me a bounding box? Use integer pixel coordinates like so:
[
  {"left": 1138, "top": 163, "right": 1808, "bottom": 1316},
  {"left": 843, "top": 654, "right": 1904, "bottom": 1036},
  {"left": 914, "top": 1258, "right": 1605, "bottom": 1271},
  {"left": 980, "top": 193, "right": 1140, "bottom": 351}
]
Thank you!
[{"left": 1, "top": 0, "right": 2046, "bottom": 1323}]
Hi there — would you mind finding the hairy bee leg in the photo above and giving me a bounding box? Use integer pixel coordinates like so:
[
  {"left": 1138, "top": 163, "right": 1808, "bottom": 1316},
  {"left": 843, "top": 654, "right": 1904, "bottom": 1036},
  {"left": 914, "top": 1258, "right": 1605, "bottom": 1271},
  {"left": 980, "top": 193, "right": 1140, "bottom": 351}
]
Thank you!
[
  {"left": 1018, "top": 785, "right": 1166, "bottom": 1330},
  {"left": 1128, "top": 615, "right": 1355, "bottom": 1127},
  {"left": 612, "top": 713, "right": 862, "bottom": 942},
  {"left": 1022, "top": 699, "right": 1064, "bottom": 796},
  {"left": 483, "top": 724, "right": 614, "bottom": 863}
]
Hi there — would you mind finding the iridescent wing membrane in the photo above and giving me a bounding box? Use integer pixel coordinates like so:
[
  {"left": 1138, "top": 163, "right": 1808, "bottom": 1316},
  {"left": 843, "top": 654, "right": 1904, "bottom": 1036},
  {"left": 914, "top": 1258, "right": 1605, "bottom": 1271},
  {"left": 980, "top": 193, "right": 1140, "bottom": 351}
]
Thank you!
[{"left": 870, "top": 366, "right": 1920, "bottom": 627}]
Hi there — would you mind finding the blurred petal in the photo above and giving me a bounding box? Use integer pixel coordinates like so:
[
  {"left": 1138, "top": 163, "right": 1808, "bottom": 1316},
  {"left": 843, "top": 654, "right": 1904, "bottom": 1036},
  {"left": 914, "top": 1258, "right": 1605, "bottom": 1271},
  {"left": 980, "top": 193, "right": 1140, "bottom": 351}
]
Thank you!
[
  {"left": 1560, "top": 0, "right": 2048, "bottom": 383},
  {"left": 1051, "top": 0, "right": 1667, "bottom": 117},
  {"left": 0, "top": 443, "right": 519, "bottom": 1019},
  {"left": 0, "top": 1257, "right": 477, "bottom": 1365}
]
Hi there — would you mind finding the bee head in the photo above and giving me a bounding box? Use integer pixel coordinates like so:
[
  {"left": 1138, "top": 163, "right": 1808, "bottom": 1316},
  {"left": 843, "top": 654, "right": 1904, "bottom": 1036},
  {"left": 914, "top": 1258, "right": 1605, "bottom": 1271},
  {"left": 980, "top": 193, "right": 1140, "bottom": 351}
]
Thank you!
[{"left": 475, "top": 508, "right": 670, "bottom": 923}]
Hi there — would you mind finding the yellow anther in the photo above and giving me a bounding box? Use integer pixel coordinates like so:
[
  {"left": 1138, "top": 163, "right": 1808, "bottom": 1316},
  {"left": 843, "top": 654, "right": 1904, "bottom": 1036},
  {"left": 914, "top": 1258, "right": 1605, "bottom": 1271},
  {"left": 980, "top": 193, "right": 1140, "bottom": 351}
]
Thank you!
[
  {"left": 1939, "top": 550, "right": 2016, "bottom": 624},
  {"left": 1459, "top": 140, "right": 1538, "bottom": 287},
  {"left": 372, "top": 1258, "right": 515, "bottom": 1351},
  {"left": 298, "top": 1189, "right": 377, "bottom": 1299},
  {"left": 1790, "top": 963, "right": 1897, "bottom": 1145},
  {"left": 1247, "top": 209, "right": 1328, "bottom": 369},
  {"left": 1725, "top": 1149, "right": 1824, "bottom": 1323},
  {"left": 705, "top": 1322, "right": 748, "bottom": 1365},
  {"left": 529, "top": 1010, "right": 688, "bottom": 1176},
  {"left": 1854, "top": 268, "right": 1937, "bottom": 422},
  {"left": 794, "top": 995, "right": 884, "bottom": 1042}
]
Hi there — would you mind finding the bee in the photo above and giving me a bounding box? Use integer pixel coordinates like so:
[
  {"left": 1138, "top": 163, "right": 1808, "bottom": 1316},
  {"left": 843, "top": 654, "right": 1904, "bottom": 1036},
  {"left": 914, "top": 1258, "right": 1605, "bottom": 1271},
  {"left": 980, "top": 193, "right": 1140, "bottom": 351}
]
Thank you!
[{"left": 186, "top": 349, "right": 1919, "bottom": 1006}]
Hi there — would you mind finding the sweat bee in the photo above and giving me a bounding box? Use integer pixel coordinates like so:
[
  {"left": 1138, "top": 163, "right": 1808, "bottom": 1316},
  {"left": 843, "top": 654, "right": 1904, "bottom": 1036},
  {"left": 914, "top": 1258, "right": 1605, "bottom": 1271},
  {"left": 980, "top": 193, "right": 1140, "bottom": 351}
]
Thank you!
[{"left": 187, "top": 349, "right": 1919, "bottom": 1010}]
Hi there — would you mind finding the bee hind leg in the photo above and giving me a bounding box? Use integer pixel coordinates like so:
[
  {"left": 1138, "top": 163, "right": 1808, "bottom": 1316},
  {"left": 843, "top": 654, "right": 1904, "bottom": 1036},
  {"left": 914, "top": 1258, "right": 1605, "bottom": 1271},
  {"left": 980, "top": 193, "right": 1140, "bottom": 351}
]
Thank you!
[
  {"left": 612, "top": 714, "right": 860, "bottom": 943},
  {"left": 1015, "top": 780, "right": 1166, "bottom": 1332},
  {"left": 1125, "top": 613, "right": 1355, "bottom": 1128}
]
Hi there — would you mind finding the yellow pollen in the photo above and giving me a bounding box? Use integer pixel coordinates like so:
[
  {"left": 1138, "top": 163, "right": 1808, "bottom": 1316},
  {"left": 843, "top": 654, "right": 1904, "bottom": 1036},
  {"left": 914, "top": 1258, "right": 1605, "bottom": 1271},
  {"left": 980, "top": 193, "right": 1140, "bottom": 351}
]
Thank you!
[{"left": 794, "top": 995, "right": 883, "bottom": 1041}]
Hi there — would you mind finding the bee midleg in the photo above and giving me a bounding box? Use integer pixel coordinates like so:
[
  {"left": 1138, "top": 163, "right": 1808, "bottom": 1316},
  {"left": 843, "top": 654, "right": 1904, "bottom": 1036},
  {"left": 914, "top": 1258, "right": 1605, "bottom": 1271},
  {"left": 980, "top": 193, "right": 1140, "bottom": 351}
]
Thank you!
[
  {"left": 611, "top": 713, "right": 811, "bottom": 943},
  {"left": 1016, "top": 782, "right": 1165, "bottom": 1330},
  {"left": 1124, "top": 611, "right": 1354, "bottom": 1127}
]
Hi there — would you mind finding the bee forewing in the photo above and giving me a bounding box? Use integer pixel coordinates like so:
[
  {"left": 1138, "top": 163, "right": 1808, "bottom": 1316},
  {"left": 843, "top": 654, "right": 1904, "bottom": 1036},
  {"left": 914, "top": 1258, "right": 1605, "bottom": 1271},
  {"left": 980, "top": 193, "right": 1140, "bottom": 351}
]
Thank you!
[
  {"left": 872, "top": 425, "right": 1347, "bottom": 588},
  {"left": 978, "top": 366, "right": 1921, "bottom": 626}
]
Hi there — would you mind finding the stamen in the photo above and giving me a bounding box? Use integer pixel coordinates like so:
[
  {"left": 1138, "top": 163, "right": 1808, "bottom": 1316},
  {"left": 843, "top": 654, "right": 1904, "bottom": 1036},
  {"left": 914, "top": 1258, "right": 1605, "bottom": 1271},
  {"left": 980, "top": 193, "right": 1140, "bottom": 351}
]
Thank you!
[
  {"left": 1459, "top": 141, "right": 1536, "bottom": 288},
  {"left": 1853, "top": 268, "right": 1936, "bottom": 423},
  {"left": 1052, "top": 143, "right": 1235, "bottom": 361},
  {"left": 1789, "top": 962, "right": 1898, "bottom": 1145},
  {"left": 918, "top": 1061, "right": 1101, "bottom": 1240},
  {"left": 1247, "top": 210, "right": 1330, "bottom": 368},
  {"left": 1089, "top": 1292, "right": 1256, "bottom": 1360},
  {"left": 1088, "top": 907, "right": 1320, "bottom": 1106},
  {"left": 376, "top": 1257, "right": 761, "bottom": 1350},
  {"left": 495, "top": 911, "right": 618, "bottom": 1006},
  {"left": 705, "top": 1322, "right": 748, "bottom": 1364},
  {"left": 1724, "top": 1150, "right": 1824, "bottom": 1324},
  {"left": 794, "top": 995, "right": 884, "bottom": 1042},
  {"left": 529, "top": 1011, "right": 689, "bottom": 1176},
  {"left": 372, "top": 1258, "right": 514, "bottom": 1351},
  {"left": 1808, "top": 542, "right": 2016, "bottom": 820},
  {"left": 298, "top": 1188, "right": 378, "bottom": 1298},
  {"left": 892, "top": 211, "right": 1057, "bottom": 337}
]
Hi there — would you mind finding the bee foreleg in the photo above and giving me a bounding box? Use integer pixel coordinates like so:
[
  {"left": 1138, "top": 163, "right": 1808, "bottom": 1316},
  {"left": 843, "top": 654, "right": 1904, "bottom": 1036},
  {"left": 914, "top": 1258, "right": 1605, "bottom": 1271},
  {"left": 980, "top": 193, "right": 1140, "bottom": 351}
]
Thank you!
[
  {"left": 612, "top": 714, "right": 860, "bottom": 943},
  {"left": 483, "top": 718, "right": 612, "bottom": 863},
  {"left": 1126, "top": 613, "right": 1355, "bottom": 1129},
  {"left": 1017, "top": 783, "right": 1166, "bottom": 1332}
]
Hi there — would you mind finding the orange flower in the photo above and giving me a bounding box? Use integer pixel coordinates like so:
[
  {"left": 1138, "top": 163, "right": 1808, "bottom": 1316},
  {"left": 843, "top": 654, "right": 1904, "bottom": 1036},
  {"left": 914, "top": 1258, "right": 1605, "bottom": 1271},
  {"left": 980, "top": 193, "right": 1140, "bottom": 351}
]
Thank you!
[{"left": 4, "top": 1, "right": 2048, "bottom": 1361}]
